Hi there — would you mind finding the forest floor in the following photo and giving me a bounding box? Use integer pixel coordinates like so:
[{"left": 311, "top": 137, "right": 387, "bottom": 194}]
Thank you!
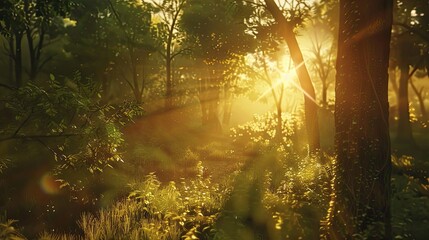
[{"left": 3, "top": 110, "right": 428, "bottom": 239}]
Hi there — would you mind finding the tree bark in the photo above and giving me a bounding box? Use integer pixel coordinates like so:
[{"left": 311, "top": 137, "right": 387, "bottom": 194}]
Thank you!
[
  {"left": 222, "top": 81, "right": 233, "bottom": 126},
  {"left": 26, "top": 26, "right": 45, "bottom": 81},
  {"left": 389, "top": 67, "right": 399, "bottom": 101},
  {"left": 207, "top": 69, "right": 222, "bottom": 133},
  {"left": 8, "top": 36, "right": 15, "bottom": 84},
  {"left": 129, "top": 48, "right": 143, "bottom": 104},
  {"left": 264, "top": 0, "right": 320, "bottom": 153},
  {"left": 410, "top": 78, "right": 427, "bottom": 122},
  {"left": 322, "top": 0, "right": 393, "bottom": 239},
  {"left": 166, "top": 42, "right": 173, "bottom": 109},
  {"left": 396, "top": 63, "right": 415, "bottom": 144},
  {"left": 14, "top": 32, "right": 23, "bottom": 88},
  {"left": 199, "top": 67, "right": 222, "bottom": 134},
  {"left": 322, "top": 83, "right": 328, "bottom": 105},
  {"left": 164, "top": 4, "right": 182, "bottom": 110},
  {"left": 199, "top": 77, "right": 209, "bottom": 126}
]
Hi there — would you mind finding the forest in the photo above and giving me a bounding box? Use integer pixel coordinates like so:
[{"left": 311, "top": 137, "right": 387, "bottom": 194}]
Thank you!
[{"left": 0, "top": 0, "right": 428, "bottom": 239}]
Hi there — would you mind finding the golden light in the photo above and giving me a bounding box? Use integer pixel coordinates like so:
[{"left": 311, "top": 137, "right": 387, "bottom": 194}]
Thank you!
[
  {"left": 255, "top": 58, "right": 319, "bottom": 107},
  {"left": 40, "top": 173, "right": 61, "bottom": 195},
  {"left": 256, "top": 77, "right": 285, "bottom": 102}
]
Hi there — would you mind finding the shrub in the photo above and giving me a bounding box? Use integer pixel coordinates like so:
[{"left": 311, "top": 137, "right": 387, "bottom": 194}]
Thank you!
[{"left": 230, "top": 112, "right": 303, "bottom": 153}]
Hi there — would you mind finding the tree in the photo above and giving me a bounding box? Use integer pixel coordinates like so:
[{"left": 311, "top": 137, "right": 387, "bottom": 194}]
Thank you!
[
  {"left": 394, "top": 38, "right": 418, "bottom": 145},
  {"left": 391, "top": 0, "right": 429, "bottom": 144},
  {"left": 244, "top": 2, "right": 288, "bottom": 143},
  {"left": 24, "top": 0, "right": 71, "bottom": 81},
  {"left": 410, "top": 77, "right": 428, "bottom": 122},
  {"left": 263, "top": 0, "right": 320, "bottom": 153},
  {"left": 0, "top": 0, "right": 27, "bottom": 87},
  {"left": 107, "top": 0, "right": 156, "bottom": 104},
  {"left": 150, "top": 0, "right": 188, "bottom": 109},
  {"left": 181, "top": 0, "right": 255, "bottom": 133},
  {"left": 246, "top": 49, "right": 288, "bottom": 143},
  {"left": 0, "top": 72, "right": 142, "bottom": 181},
  {"left": 322, "top": 0, "right": 393, "bottom": 238},
  {"left": 64, "top": 0, "right": 117, "bottom": 101},
  {"left": 0, "top": 0, "right": 71, "bottom": 86},
  {"left": 309, "top": 19, "right": 336, "bottom": 106},
  {"left": 66, "top": 0, "right": 156, "bottom": 103}
]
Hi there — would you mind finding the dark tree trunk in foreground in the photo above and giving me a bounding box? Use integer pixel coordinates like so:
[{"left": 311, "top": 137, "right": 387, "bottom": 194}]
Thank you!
[
  {"left": 322, "top": 0, "right": 393, "bottom": 239},
  {"left": 264, "top": 0, "right": 320, "bottom": 153}
]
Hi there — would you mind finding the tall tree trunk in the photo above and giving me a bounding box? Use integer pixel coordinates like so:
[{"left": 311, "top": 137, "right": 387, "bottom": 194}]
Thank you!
[
  {"left": 199, "top": 74, "right": 209, "bottom": 126},
  {"left": 410, "top": 79, "right": 427, "bottom": 122},
  {"left": 100, "top": 73, "right": 111, "bottom": 103},
  {"left": 26, "top": 27, "right": 45, "bottom": 81},
  {"left": 163, "top": 1, "right": 183, "bottom": 110},
  {"left": 322, "top": 83, "right": 328, "bottom": 105},
  {"left": 165, "top": 50, "right": 173, "bottom": 109},
  {"left": 14, "top": 32, "right": 23, "bottom": 88},
  {"left": 132, "top": 66, "right": 142, "bottom": 104},
  {"left": 207, "top": 70, "right": 222, "bottom": 134},
  {"left": 199, "top": 67, "right": 222, "bottom": 134},
  {"left": 129, "top": 49, "right": 143, "bottom": 104},
  {"left": 264, "top": 0, "right": 320, "bottom": 153},
  {"left": 396, "top": 64, "right": 415, "bottom": 144},
  {"left": 389, "top": 67, "right": 399, "bottom": 101},
  {"left": 323, "top": 0, "right": 393, "bottom": 238},
  {"left": 222, "top": 82, "right": 233, "bottom": 126},
  {"left": 8, "top": 37, "right": 15, "bottom": 84},
  {"left": 26, "top": 29, "right": 37, "bottom": 81}
]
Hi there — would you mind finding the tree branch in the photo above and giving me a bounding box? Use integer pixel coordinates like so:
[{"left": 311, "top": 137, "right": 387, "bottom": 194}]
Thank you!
[
  {"left": 119, "top": 69, "right": 135, "bottom": 91},
  {"left": 171, "top": 47, "right": 191, "bottom": 59},
  {"left": 0, "top": 83, "right": 17, "bottom": 90},
  {"left": 0, "top": 133, "right": 82, "bottom": 143},
  {"left": 38, "top": 55, "right": 54, "bottom": 72},
  {"left": 13, "top": 109, "right": 33, "bottom": 137},
  {"left": 394, "top": 21, "right": 429, "bottom": 43}
]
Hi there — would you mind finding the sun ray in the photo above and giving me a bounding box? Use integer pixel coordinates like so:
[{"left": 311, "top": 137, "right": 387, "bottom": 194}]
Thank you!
[{"left": 255, "top": 59, "right": 319, "bottom": 107}]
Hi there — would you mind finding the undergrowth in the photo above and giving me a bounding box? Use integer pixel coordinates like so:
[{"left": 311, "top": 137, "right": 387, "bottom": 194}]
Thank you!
[{"left": 2, "top": 113, "right": 427, "bottom": 239}]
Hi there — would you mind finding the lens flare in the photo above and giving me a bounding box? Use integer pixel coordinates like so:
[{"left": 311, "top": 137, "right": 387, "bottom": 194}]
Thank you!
[{"left": 40, "top": 173, "right": 61, "bottom": 195}]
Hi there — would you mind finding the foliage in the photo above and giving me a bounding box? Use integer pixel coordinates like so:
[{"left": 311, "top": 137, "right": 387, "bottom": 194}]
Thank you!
[
  {"left": 212, "top": 149, "right": 331, "bottom": 239},
  {"left": 230, "top": 112, "right": 303, "bottom": 152},
  {"left": 180, "top": 0, "right": 255, "bottom": 64},
  {"left": 391, "top": 155, "right": 429, "bottom": 239},
  {"left": 38, "top": 148, "right": 335, "bottom": 240},
  {"left": 0, "top": 219, "right": 25, "bottom": 240},
  {"left": 0, "top": 0, "right": 428, "bottom": 239},
  {"left": 10, "top": 150, "right": 429, "bottom": 240},
  {"left": 0, "top": 158, "right": 10, "bottom": 174},
  {"left": 0, "top": 72, "right": 142, "bottom": 181},
  {"left": 40, "top": 162, "right": 230, "bottom": 240},
  {"left": 0, "top": 0, "right": 73, "bottom": 84},
  {"left": 248, "top": 0, "right": 312, "bottom": 44},
  {"left": 0, "top": 0, "right": 71, "bottom": 37},
  {"left": 65, "top": 0, "right": 157, "bottom": 102}
]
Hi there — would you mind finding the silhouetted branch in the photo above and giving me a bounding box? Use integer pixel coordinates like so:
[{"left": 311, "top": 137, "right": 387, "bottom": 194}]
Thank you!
[
  {"left": 171, "top": 47, "right": 191, "bottom": 59},
  {"left": 0, "top": 133, "right": 82, "bottom": 143},
  {"left": 0, "top": 83, "right": 16, "bottom": 90},
  {"left": 394, "top": 22, "right": 429, "bottom": 43},
  {"left": 13, "top": 109, "right": 33, "bottom": 137}
]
